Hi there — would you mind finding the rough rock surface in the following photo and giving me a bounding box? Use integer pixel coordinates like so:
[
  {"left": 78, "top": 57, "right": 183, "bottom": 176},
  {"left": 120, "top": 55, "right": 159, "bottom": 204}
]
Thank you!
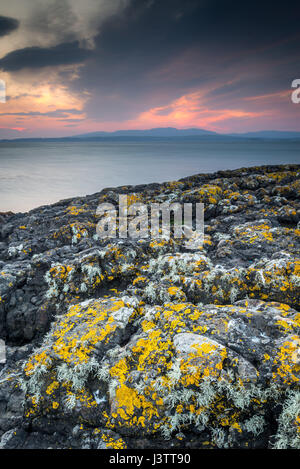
[{"left": 0, "top": 164, "right": 299, "bottom": 449}]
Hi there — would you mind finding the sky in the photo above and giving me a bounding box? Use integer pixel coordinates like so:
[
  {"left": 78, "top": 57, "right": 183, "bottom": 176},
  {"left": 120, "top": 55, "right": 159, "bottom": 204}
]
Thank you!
[{"left": 0, "top": 0, "right": 299, "bottom": 138}]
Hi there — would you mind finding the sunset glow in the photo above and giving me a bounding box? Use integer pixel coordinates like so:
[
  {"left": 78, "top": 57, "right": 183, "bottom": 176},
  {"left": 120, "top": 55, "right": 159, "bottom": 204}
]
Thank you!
[{"left": 0, "top": 1, "right": 299, "bottom": 138}]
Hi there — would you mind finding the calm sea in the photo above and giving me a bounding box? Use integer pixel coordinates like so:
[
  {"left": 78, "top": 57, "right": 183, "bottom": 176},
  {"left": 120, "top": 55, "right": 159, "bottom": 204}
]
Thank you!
[{"left": 0, "top": 139, "right": 299, "bottom": 212}]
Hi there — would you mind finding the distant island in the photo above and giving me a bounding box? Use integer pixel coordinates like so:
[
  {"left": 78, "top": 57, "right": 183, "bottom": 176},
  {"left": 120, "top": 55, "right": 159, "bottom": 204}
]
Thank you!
[{"left": 1, "top": 127, "right": 300, "bottom": 142}]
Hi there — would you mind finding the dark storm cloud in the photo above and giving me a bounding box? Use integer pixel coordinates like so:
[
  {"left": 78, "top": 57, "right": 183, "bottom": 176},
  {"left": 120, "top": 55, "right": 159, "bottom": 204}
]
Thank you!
[
  {"left": 0, "top": 15, "right": 19, "bottom": 37},
  {"left": 0, "top": 41, "right": 92, "bottom": 71},
  {"left": 2, "top": 0, "right": 300, "bottom": 120},
  {"left": 69, "top": 0, "right": 300, "bottom": 120},
  {"left": 4, "top": 1, "right": 299, "bottom": 72},
  {"left": 92, "top": 0, "right": 300, "bottom": 77}
]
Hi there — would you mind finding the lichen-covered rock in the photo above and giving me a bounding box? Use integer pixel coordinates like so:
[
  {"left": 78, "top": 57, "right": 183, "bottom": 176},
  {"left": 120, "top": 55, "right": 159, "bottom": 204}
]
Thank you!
[{"left": 0, "top": 164, "right": 299, "bottom": 449}]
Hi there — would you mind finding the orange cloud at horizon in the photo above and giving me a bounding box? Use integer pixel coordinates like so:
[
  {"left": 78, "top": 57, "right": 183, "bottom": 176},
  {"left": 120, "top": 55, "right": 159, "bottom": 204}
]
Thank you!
[{"left": 108, "top": 90, "right": 267, "bottom": 133}]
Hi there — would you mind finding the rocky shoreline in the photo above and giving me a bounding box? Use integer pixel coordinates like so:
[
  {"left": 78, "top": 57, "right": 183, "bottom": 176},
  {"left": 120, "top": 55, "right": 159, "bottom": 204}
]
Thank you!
[{"left": 0, "top": 164, "right": 299, "bottom": 449}]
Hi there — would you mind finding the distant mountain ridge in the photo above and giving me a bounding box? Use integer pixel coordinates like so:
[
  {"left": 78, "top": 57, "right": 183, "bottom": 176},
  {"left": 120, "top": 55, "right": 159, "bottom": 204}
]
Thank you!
[
  {"left": 74, "top": 127, "right": 218, "bottom": 138},
  {"left": 1, "top": 127, "right": 300, "bottom": 141},
  {"left": 73, "top": 127, "right": 300, "bottom": 139}
]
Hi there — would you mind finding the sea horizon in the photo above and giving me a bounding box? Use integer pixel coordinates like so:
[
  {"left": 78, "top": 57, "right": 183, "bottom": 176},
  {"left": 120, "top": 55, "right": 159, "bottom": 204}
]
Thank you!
[{"left": 1, "top": 138, "right": 300, "bottom": 213}]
